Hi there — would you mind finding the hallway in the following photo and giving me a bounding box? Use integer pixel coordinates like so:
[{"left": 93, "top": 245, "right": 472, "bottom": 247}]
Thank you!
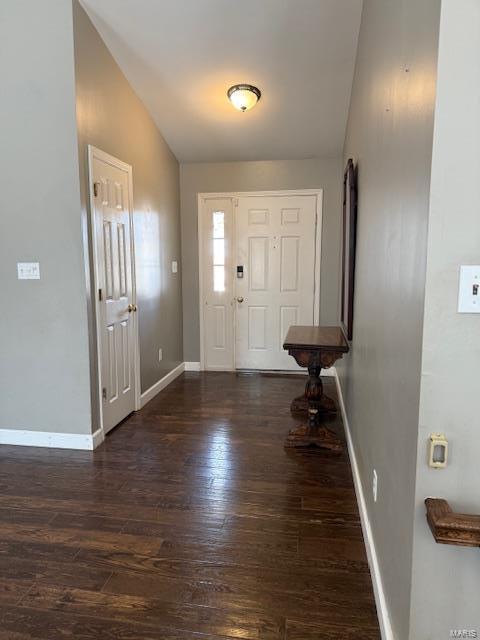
[{"left": 0, "top": 373, "right": 379, "bottom": 639}]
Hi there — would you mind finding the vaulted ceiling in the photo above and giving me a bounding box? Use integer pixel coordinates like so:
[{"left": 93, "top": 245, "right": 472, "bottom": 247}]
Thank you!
[{"left": 80, "top": 0, "right": 362, "bottom": 163}]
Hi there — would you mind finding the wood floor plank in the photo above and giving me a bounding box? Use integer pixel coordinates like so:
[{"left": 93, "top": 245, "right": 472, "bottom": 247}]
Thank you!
[
  {"left": 0, "top": 522, "right": 162, "bottom": 556},
  {"left": 49, "top": 512, "right": 127, "bottom": 534},
  {"left": 0, "top": 494, "right": 226, "bottom": 529},
  {"left": 0, "top": 507, "right": 55, "bottom": 527},
  {"left": 0, "top": 606, "right": 235, "bottom": 640},
  {"left": 20, "top": 584, "right": 286, "bottom": 639},
  {"left": 285, "top": 619, "right": 380, "bottom": 640},
  {"left": 0, "top": 579, "right": 32, "bottom": 607},
  {"left": 103, "top": 567, "right": 378, "bottom": 626},
  {"left": 0, "top": 555, "right": 112, "bottom": 592},
  {"left": 75, "top": 542, "right": 370, "bottom": 577},
  {"left": 121, "top": 518, "right": 299, "bottom": 554},
  {"left": 122, "top": 556, "right": 373, "bottom": 594}
]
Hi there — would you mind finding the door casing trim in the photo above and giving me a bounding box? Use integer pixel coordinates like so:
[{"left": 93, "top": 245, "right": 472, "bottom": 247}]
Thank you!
[
  {"left": 87, "top": 145, "right": 141, "bottom": 437},
  {"left": 198, "top": 189, "right": 323, "bottom": 372}
]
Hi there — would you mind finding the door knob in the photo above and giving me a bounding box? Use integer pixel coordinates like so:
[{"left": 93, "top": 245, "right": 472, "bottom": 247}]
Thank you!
[
  {"left": 128, "top": 304, "right": 134, "bottom": 313},
  {"left": 236, "top": 296, "right": 244, "bottom": 303}
]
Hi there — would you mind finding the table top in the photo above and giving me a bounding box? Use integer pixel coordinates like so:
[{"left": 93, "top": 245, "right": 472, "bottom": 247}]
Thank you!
[{"left": 283, "top": 326, "right": 349, "bottom": 352}]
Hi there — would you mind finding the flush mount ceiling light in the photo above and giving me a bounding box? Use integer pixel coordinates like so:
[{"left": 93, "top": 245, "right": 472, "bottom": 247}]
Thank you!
[{"left": 227, "top": 84, "right": 261, "bottom": 112}]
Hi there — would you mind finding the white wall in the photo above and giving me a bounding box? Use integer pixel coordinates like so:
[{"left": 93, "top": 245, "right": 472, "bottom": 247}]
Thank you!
[
  {"left": 410, "top": 2, "right": 480, "bottom": 637},
  {"left": 0, "top": 0, "right": 92, "bottom": 435}
]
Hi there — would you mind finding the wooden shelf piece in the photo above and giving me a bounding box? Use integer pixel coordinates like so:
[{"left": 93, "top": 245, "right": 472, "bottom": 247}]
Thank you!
[{"left": 425, "top": 498, "right": 480, "bottom": 547}]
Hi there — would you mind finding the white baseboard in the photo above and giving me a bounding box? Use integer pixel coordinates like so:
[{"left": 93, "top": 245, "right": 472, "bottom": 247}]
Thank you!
[
  {"left": 187, "top": 362, "right": 337, "bottom": 378},
  {"left": 258, "top": 367, "right": 336, "bottom": 376},
  {"left": 140, "top": 362, "right": 185, "bottom": 408},
  {"left": 262, "top": 367, "right": 335, "bottom": 376},
  {"left": 0, "top": 427, "right": 104, "bottom": 451},
  {"left": 322, "top": 366, "right": 336, "bottom": 377},
  {"left": 183, "top": 364, "right": 336, "bottom": 376},
  {"left": 92, "top": 427, "right": 105, "bottom": 449},
  {"left": 333, "top": 370, "right": 394, "bottom": 640},
  {"left": 184, "top": 361, "right": 201, "bottom": 371}
]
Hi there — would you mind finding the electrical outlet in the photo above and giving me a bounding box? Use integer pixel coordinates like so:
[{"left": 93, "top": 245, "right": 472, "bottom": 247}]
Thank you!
[
  {"left": 17, "top": 262, "right": 40, "bottom": 280},
  {"left": 158, "top": 348, "right": 163, "bottom": 362},
  {"left": 373, "top": 469, "right": 378, "bottom": 502}
]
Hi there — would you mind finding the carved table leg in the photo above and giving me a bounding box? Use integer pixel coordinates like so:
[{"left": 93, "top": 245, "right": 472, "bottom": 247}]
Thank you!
[{"left": 285, "top": 360, "right": 342, "bottom": 452}]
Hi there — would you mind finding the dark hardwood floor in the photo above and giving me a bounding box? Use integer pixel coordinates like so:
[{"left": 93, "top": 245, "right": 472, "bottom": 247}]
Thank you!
[{"left": 0, "top": 372, "right": 380, "bottom": 639}]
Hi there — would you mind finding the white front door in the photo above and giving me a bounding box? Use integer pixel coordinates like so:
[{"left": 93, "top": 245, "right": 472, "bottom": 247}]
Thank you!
[
  {"left": 235, "top": 194, "right": 318, "bottom": 370},
  {"left": 200, "top": 192, "right": 320, "bottom": 371},
  {"left": 90, "top": 147, "right": 137, "bottom": 433}
]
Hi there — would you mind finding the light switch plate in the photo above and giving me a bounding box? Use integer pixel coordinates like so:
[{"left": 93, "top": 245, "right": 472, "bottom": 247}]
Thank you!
[
  {"left": 458, "top": 265, "right": 480, "bottom": 313},
  {"left": 17, "top": 262, "right": 40, "bottom": 280},
  {"left": 171, "top": 260, "right": 178, "bottom": 274}
]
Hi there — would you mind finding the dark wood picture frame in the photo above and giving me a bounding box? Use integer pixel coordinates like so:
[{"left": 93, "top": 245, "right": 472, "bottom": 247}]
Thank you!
[{"left": 340, "top": 159, "right": 358, "bottom": 341}]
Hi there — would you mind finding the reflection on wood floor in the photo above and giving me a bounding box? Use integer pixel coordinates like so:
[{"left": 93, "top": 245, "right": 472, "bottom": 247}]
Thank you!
[{"left": 0, "top": 371, "right": 380, "bottom": 639}]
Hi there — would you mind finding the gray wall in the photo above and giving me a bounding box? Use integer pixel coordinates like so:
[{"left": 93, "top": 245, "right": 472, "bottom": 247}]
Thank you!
[
  {"left": 410, "top": 2, "right": 480, "bottom": 637},
  {"left": 336, "top": 1, "right": 441, "bottom": 638},
  {"left": 180, "top": 158, "right": 343, "bottom": 362},
  {"left": 73, "top": 1, "right": 183, "bottom": 407},
  {"left": 0, "top": 1, "right": 92, "bottom": 435}
]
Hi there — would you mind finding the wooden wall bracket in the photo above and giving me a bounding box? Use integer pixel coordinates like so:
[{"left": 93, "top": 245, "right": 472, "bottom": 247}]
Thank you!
[{"left": 425, "top": 498, "right": 480, "bottom": 547}]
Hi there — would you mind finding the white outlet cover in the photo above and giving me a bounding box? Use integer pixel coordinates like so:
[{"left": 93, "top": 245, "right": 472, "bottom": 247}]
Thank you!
[
  {"left": 171, "top": 260, "right": 178, "bottom": 274},
  {"left": 158, "top": 348, "right": 163, "bottom": 361},
  {"left": 458, "top": 265, "right": 480, "bottom": 313},
  {"left": 17, "top": 262, "right": 40, "bottom": 280}
]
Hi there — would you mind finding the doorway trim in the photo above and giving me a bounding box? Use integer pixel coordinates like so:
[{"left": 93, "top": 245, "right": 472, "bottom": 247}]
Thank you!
[
  {"left": 198, "top": 189, "right": 323, "bottom": 371},
  {"left": 87, "top": 145, "right": 141, "bottom": 437}
]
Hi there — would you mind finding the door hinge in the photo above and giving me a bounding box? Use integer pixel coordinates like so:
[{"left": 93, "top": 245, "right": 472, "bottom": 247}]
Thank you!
[
  {"left": 233, "top": 197, "right": 239, "bottom": 207},
  {"left": 102, "top": 387, "right": 107, "bottom": 401},
  {"left": 93, "top": 182, "right": 100, "bottom": 197},
  {"left": 98, "top": 288, "right": 103, "bottom": 301}
]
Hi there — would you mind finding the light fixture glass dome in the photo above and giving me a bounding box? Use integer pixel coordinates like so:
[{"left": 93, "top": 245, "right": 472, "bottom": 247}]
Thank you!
[{"left": 227, "top": 84, "right": 261, "bottom": 112}]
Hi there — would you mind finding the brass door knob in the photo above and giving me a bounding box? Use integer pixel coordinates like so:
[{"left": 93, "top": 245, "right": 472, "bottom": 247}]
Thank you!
[
  {"left": 128, "top": 304, "right": 134, "bottom": 313},
  {"left": 236, "top": 296, "right": 244, "bottom": 303}
]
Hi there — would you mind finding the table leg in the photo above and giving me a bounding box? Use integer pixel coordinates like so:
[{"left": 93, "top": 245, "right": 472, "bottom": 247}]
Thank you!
[
  {"left": 290, "top": 391, "right": 336, "bottom": 414},
  {"left": 285, "top": 362, "right": 342, "bottom": 452}
]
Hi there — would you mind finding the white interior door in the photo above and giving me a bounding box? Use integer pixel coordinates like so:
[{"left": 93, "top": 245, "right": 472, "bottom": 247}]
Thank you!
[
  {"left": 200, "top": 198, "right": 234, "bottom": 370},
  {"left": 235, "top": 194, "right": 318, "bottom": 370},
  {"left": 90, "top": 148, "right": 137, "bottom": 433}
]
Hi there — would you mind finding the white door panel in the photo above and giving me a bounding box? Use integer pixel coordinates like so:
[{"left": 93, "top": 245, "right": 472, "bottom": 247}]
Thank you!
[
  {"left": 249, "top": 237, "right": 269, "bottom": 290},
  {"left": 91, "top": 152, "right": 136, "bottom": 433}
]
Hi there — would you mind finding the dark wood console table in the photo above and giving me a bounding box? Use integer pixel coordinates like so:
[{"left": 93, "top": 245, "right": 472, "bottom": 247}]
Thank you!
[{"left": 283, "top": 326, "right": 349, "bottom": 450}]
